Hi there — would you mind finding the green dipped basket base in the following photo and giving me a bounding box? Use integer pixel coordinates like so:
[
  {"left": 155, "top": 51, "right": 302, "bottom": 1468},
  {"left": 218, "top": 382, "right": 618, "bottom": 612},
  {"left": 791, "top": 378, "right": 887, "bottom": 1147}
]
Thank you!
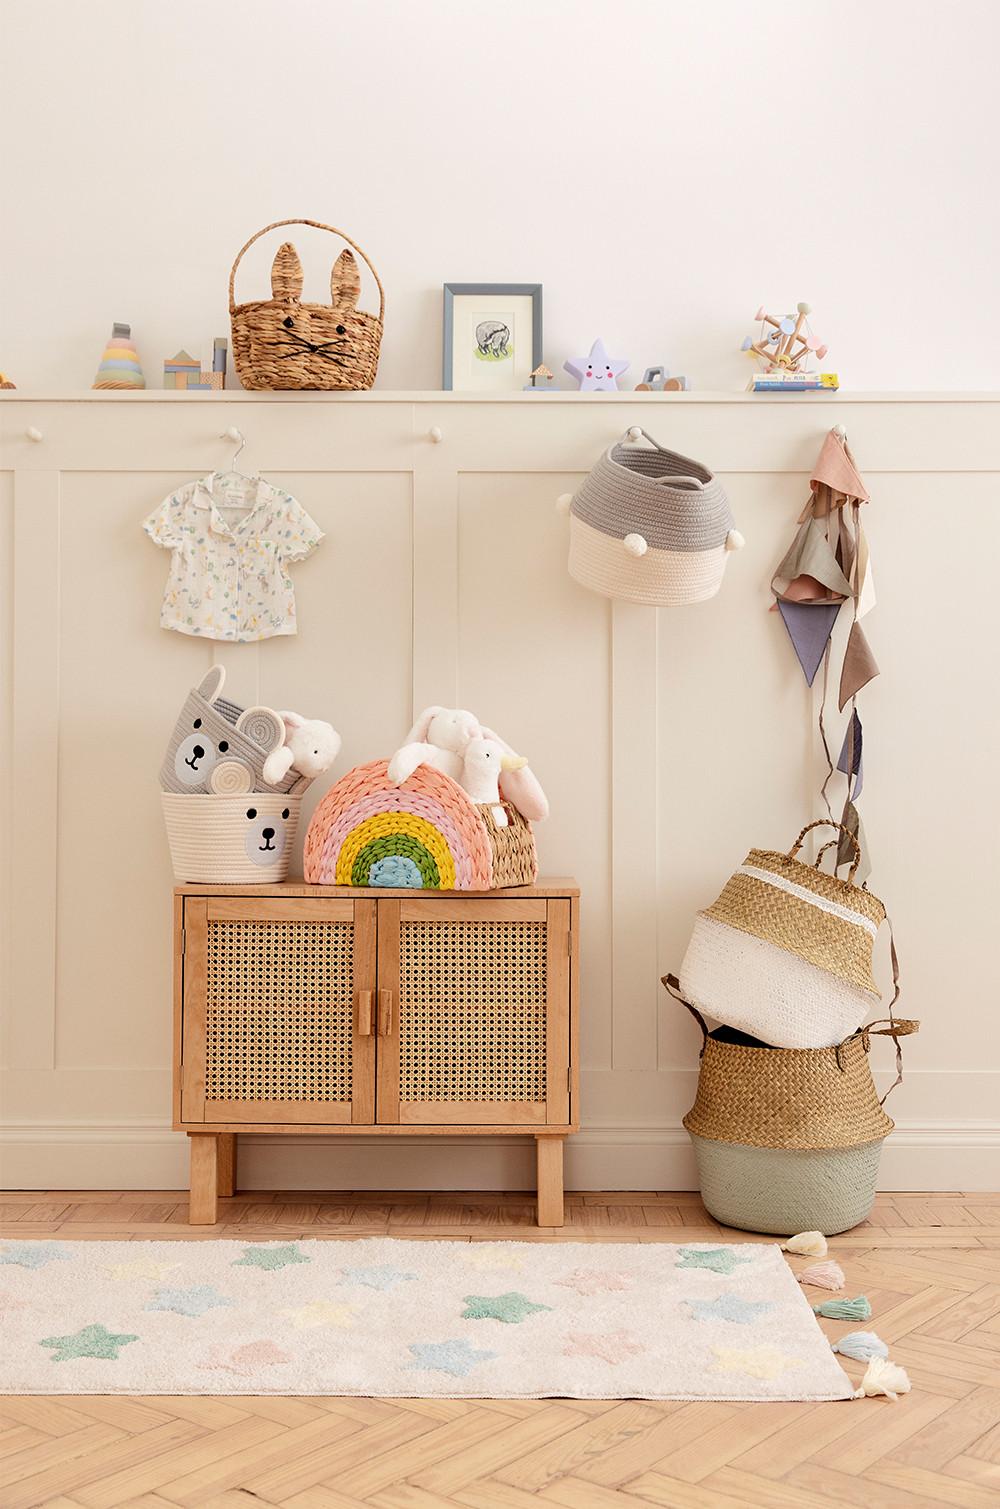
[{"left": 690, "top": 1132, "right": 884, "bottom": 1236}]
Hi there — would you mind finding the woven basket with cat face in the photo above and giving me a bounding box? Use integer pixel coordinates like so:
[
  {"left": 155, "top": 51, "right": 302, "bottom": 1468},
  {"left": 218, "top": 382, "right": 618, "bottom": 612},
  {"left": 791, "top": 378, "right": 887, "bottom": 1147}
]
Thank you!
[{"left": 229, "top": 218, "right": 384, "bottom": 390}]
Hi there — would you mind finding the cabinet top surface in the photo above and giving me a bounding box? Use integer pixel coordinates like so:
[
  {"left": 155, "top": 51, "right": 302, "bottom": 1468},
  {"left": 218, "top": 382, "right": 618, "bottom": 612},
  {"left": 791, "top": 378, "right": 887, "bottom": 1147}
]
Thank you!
[{"left": 175, "top": 877, "right": 579, "bottom": 899}]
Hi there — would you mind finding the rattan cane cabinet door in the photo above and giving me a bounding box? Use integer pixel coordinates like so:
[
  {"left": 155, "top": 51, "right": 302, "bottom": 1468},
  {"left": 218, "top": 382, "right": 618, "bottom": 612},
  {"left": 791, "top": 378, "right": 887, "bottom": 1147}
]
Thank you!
[
  {"left": 179, "top": 897, "right": 376, "bottom": 1126},
  {"left": 377, "top": 898, "right": 571, "bottom": 1127}
]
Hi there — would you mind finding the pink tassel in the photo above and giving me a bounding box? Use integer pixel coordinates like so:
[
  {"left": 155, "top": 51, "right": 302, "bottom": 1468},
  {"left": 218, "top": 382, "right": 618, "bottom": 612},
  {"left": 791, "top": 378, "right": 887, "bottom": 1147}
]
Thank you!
[{"left": 797, "top": 1260, "right": 846, "bottom": 1291}]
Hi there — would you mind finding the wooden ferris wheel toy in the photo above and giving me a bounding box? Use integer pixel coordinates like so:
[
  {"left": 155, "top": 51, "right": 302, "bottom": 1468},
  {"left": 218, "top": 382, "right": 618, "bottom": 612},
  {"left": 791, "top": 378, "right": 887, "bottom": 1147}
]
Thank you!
[{"left": 742, "top": 302, "right": 838, "bottom": 391}]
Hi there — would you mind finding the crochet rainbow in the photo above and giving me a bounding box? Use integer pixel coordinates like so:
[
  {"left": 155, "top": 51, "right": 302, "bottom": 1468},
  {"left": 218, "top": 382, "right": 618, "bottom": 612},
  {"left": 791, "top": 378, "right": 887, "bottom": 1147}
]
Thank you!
[{"left": 303, "top": 759, "right": 496, "bottom": 890}]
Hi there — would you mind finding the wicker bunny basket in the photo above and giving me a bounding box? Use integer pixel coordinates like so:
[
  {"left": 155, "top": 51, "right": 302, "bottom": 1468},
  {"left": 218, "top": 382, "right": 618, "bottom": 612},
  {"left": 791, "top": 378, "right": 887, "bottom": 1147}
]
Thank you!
[{"left": 229, "top": 219, "right": 384, "bottom": 390}]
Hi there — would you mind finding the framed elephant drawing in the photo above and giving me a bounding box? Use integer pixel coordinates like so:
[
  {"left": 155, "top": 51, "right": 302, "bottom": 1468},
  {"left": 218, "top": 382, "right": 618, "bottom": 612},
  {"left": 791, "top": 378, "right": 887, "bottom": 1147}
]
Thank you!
[{"left": 442, "top": 282, "right": 542, "bottom": 391}]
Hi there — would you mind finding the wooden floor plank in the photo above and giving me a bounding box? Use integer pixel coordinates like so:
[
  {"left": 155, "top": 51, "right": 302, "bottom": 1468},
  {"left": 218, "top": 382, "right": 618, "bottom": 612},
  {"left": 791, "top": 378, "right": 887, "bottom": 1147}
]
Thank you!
[{"left": 2, "top": 1189, "right": 999, "bottom": 1509}]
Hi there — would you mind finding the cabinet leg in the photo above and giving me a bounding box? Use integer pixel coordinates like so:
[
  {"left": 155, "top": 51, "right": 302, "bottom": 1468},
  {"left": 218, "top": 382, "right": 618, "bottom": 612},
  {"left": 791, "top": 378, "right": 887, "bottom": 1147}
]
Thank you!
[
  {"left": 536, "top": 1136, "right": 565, "bottom": 1227},
  {"left": 189, "top": 1134, "right": 219, "bottom": 1225},
  {"left": 217, "top": 1134, "right": 237, "bottom": 1198}
]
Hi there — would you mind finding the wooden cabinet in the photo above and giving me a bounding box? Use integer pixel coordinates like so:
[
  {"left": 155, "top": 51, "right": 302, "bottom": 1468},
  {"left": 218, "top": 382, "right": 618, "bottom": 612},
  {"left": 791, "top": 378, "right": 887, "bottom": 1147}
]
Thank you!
[{"left": 174, "top": 881, "right": 579, "bottom": 1225}]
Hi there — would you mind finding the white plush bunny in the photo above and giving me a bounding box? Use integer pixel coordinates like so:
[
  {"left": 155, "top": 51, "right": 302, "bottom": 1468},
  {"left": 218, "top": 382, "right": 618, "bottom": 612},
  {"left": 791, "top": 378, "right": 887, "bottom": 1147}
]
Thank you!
[
  {"left": 389, "top": 705, "right": 549, "bottom": 820},
  {"left": 262, "top": 711, "right": 342, "bottom": 786}
]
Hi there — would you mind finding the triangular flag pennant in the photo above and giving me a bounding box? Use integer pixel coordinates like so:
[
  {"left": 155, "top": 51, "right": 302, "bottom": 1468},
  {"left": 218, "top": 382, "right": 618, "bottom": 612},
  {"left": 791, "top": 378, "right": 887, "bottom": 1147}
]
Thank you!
[
  {"left": 773, "top": 519, "right": 853, "bottom": 602},
  {"left": 810, "top": 430, "right": 871, "bottom": 504},
  {"left": 837, "top": 710, "right": 864, "bottom": 800},
  {"left": 839, "top": 621, "right": 879, "bottom": 710},
  {"left": 777, "top": 600, "right": 842, "bottom": 686},
  {"left": 838, "top": 797, "right": 870, "bottom": 884}
]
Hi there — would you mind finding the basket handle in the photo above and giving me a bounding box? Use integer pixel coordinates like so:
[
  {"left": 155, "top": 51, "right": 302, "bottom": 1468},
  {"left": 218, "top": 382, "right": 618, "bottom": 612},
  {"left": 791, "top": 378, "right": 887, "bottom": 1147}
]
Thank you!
[
  {"left": 228, "top": 218, "right": 385, "bottom": 322},
  {"left": 661, "top": 974, "right": 709, "bottom": 1057},
  {"left": 788, "top": 819, "right": 862, "bottom": 883}
]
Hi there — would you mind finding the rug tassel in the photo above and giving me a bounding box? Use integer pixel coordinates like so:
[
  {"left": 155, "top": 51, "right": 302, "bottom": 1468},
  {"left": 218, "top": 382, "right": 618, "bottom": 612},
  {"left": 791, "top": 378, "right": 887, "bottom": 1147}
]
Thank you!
[
  {"left": 782, "top": 1231, "right": 828, "bottom": 1257},
  {"left": 797, "top": 1261, "right": 845, "bottom": 1291},
  {"left": 813, "top": 1294, "right": 872, "bottom": 1321},
  {"left": 832, "top": 1330, "right": 888, "bottom": 1362},
  {"left": 852, "top": 1355, "right": 911, "bottom": 1401}
]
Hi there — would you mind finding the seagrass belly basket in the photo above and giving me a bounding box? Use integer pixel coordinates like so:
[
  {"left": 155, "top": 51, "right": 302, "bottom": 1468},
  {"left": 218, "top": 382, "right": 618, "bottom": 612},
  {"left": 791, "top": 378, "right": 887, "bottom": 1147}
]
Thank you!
[
  {"left": 229, "top": 218, "right": 384, "bottom": 390},
  {"left": 663, "top": 978, "right": 918, "bottom": 1235}
]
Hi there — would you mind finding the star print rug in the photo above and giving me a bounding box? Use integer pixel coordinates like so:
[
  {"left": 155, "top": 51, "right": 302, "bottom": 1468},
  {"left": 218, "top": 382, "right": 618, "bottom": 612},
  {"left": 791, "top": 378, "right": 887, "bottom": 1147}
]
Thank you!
[{"left": 0, "top": 1238, "right": 853, "bottom": 1400}]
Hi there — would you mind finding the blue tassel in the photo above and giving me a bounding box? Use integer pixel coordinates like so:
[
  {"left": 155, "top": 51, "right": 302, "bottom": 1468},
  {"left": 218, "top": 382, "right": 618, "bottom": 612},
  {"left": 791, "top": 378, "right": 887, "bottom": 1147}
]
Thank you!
[
  {"left": 813, "top": 1295, "right": 872, "bottom": 1321},
  {"left": 831, "top": 1329, "right": 888, "bottom": 1361}
]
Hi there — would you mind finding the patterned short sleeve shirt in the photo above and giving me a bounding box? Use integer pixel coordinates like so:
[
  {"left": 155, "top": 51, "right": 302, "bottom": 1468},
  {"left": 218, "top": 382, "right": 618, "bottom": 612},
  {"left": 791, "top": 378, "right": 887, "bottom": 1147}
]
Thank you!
[{"left": 143, "top": 472, "right": 323, "bottom": 641}]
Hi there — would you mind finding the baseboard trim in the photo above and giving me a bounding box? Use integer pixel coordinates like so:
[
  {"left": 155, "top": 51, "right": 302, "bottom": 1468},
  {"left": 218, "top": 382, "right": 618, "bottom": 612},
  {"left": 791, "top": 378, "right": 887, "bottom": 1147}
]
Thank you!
[{"left": 2, "top": 1119, "right": 999, "bottom": 1193}]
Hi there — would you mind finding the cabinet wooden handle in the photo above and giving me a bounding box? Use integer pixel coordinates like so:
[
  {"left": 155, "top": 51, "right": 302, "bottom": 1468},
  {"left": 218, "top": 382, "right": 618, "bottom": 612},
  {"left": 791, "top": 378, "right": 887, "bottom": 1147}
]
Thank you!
[
  {"left": 377, "top": 988, "right": 394, "bottom": 1037},
  {"left": 356, "top": 989, "right": 374, "bottom": 1035}
]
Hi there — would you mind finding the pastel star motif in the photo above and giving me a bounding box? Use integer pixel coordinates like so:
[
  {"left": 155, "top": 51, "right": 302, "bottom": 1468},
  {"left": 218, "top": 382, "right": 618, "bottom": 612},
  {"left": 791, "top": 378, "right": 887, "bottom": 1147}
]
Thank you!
[
  {"left": 408, "top": 1339, "right": 497, "bottom": 1378},
  {"left": 340, "top": 1266, "right": 417, "bottom": 1291},
  {"left": 687, "top": 1293, "right": 775, "bottom": 1325},
  {"left": 712, "top": 1344, "right": 803, "bottom": 1381},
  {"left": 563, "top": 1330, "right": 644, "bottom": 1365},
  {"left": 104, "top": 1259, "right": 181, "bottom": 1282},
  {"left": 232, "top": 1244, "right": 310, "bottom": 1272},
  {"left": 556, "top": 1268, "right": 635, "bottom": 1297},
  {"left": 40, "top": 1323, "right": 138, "bottom": 1362},
  {"left": 279, "top": 1300, "right": 356, "bottom": 1331},
  {"left": 461, "top": 1291, "right": 552, "bottom": 1324},
  {"left": 1, "top": 1242, "right": 72, "bottom": 1269},
  {"left": 564, "top": 338, "right": 628, "bottom": 391},
  {"left": 466, "top": 1250, "right": 525, "bottom": 1272},
  {"left": 676, "top": 1247, "right": 752, "bottom": 1276},
  {"left": 146, "top": 1285, "right": 235, "bottom": 1318},
  {"left": 198, "top": 1340, "right": 290, "bottom": 1377}
]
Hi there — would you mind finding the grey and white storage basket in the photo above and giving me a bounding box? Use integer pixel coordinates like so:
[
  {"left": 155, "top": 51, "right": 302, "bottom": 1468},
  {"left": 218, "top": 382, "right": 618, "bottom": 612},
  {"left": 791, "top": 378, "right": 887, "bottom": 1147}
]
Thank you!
[{"left": 558, "top": 429, "right": 744, "bottom": 605}]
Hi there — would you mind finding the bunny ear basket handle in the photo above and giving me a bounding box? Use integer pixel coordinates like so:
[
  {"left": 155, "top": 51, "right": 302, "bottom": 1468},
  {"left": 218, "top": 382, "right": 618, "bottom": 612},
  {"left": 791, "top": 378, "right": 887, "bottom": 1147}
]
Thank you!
[
  {"left": 788, "top": 818, "right": 862, "bottom": 883},
  {"left": 228, "top": 218, "right": 386, "bottom": 321}
]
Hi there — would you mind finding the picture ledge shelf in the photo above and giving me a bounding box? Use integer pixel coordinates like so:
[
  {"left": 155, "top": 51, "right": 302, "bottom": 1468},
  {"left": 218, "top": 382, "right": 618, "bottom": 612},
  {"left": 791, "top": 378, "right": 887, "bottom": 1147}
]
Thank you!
[{"left": 4, "top": 390, "right": 1000, "bottom": 404}]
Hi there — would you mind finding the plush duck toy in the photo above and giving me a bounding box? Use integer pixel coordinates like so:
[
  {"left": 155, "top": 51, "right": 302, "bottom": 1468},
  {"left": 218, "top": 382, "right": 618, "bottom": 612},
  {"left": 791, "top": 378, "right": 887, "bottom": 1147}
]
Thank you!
[
  {"left": 388, "top": 705, "right": 548, "bottom": 820},
  {"left": 459, "top": 737, "right": 528, "bottom": 805}
]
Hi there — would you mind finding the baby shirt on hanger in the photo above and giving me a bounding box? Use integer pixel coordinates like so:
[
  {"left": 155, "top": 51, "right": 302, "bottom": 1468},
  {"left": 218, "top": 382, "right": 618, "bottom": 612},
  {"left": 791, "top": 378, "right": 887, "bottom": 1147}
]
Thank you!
[{"left": 143, "top": 472, "right": 323, "bottom": 641}]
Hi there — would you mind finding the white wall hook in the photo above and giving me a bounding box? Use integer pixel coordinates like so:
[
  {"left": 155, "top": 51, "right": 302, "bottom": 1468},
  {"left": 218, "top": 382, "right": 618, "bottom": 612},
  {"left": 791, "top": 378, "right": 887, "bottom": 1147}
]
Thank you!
[
  {"left": 627, "top": 426, "right": 643, "bottom": 441},
  {"left": 429, "top": 426, "right": 443, "bottom": 443},
  {"left": 223, "top": 426, "right": 242, "bottom": 443},
  {"left": 25, "top": 425, "right": 43, "bottom": 442},
  {"left": 833, "top": 423, "right": 847, "bottom": 438}
]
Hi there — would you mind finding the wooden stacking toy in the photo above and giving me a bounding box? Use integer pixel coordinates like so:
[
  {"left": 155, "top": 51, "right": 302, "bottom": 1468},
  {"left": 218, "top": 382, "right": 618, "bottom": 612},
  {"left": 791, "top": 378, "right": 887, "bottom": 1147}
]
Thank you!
[
  {"left": 93, "top": 322, "right": 145, "bottom": 389},
  {"left": 741, "top": 302, "right": 827, "bottom": 373}
]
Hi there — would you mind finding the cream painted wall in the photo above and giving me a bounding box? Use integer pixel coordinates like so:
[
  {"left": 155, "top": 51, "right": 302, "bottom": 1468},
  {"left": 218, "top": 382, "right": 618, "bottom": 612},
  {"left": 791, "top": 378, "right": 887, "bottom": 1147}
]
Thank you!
[
  {"left": 2, "top": 0, "right": 1000, "bottom": 391},
  {"left": 0, "top": 391, "right": 998, "bottom": 1192}
]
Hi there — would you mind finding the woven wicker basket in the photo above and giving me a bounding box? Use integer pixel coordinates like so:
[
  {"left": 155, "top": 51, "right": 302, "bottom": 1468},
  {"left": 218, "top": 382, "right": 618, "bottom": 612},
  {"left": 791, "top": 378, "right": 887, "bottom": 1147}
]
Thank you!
[
  {"left": 680, "top": 820, "right": 888, "bottom": 1048},
  {"left": 229, "top": 219, "right": 384, "bottom": 391},
  {"left": 303, "top": 759, "right": 537, "bottom": 891},
  {"left": 664, "top": 977, "right": 919, "bottom": 1234},
  {"left": 161, "top": 793, "right": 301, "bottom": 883}
]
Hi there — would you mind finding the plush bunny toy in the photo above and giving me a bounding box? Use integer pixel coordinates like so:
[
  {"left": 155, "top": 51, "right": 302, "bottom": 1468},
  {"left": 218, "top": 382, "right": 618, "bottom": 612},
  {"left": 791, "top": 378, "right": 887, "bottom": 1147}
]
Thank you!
[
  {"left": 263, "top": 712, "right": 342, "bottom": 787},
  {"left": 389, "top": 705, "right": 549, "bottom": 821}
]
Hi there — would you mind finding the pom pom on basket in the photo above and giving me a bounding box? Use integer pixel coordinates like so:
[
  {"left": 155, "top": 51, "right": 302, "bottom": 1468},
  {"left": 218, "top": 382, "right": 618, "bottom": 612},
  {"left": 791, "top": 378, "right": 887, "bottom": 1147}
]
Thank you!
[{"left": 304, "top": 759, "right": 537, "bottom": 891}]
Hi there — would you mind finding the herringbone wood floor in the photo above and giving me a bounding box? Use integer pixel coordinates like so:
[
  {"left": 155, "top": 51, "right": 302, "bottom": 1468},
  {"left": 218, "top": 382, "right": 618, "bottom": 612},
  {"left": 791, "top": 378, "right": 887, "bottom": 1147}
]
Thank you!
[{"left": 1, "top": 1190, "right": 999, "bottom": 1508}]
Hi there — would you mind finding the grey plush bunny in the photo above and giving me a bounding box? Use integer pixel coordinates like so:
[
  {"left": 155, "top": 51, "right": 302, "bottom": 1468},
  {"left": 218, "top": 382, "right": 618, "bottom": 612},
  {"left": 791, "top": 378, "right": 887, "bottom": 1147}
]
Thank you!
[{"left": 159, "top": 667, "right": 299, "bottom": 795}]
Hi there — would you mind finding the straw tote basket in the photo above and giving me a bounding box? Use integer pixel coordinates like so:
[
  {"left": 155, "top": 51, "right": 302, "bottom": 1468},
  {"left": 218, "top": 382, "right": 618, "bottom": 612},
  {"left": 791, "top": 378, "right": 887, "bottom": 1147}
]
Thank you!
[
  {"left": 560, "top": 428, "right": 744, "bottom": 606},
  {"left": 663, "top": 977, "right": 919, "bottom": 1234},
  {"left": 229, "top": 219, "right": 384, "bottom": 390},
  {"left": 161, "top": 793, "right": 302, "bottom": 883},
  {"left": 680, "top": 820, "right": 888, "bottom": 1049}
]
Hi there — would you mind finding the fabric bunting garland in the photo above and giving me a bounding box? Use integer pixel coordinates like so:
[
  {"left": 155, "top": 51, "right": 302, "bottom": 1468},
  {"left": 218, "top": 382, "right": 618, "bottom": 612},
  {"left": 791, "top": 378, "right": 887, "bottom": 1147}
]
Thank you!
[{"left": 771, "top": 427, "right": 878, "bottom": 880}]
